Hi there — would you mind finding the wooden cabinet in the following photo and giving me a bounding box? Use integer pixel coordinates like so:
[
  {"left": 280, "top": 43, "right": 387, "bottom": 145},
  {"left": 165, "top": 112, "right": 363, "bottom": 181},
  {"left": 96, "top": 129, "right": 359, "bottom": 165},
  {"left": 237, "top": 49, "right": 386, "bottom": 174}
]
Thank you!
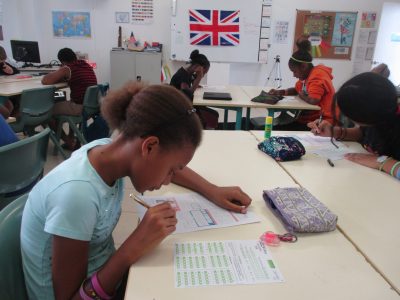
[{"left": 110, "top": 50, "right": 162, "bottom": 89}]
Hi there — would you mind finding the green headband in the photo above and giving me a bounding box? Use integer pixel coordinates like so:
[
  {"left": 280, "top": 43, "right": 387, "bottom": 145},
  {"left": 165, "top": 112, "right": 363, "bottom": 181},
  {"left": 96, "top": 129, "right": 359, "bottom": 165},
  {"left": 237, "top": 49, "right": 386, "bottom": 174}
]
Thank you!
[{"left": 290, "top": 56, "right": 312, "bottom": 64}]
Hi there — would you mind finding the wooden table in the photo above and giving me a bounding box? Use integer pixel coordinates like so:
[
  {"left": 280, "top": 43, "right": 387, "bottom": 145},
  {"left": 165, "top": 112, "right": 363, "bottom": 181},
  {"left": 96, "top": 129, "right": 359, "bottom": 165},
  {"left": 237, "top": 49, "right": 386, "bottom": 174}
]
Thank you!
[
  {"left": 251, "top": 130, "right": 400, "bottom": 294},
  {"left": 123, "top": 131, "right": 397, "bottom": 300}
]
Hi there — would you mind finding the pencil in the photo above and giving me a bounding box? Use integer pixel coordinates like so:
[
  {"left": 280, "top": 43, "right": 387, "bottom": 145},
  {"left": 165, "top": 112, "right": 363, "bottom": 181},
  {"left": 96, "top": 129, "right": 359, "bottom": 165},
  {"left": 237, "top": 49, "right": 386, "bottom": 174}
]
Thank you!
[{"left": 129, "top": 193, "right": 150, "bottom": 209}]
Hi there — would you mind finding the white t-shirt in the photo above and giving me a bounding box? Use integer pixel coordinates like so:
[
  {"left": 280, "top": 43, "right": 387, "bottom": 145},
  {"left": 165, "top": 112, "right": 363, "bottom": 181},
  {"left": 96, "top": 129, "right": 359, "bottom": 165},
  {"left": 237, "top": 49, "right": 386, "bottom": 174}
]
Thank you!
[{"left": 21, "top": 138, "right": 124, "bottom": 300}]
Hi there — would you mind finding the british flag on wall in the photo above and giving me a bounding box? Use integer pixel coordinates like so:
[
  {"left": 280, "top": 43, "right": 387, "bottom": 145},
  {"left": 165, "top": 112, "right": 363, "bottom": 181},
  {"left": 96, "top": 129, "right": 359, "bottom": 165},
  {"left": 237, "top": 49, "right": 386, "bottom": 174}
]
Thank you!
[{"left": 189, "top": 9, "right": 240, "bottom": 46}]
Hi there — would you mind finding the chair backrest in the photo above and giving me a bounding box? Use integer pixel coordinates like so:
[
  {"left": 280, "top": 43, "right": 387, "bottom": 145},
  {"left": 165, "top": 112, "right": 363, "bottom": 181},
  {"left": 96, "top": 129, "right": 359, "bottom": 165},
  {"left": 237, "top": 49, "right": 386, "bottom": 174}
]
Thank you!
[
  {"left": 82, "top": 85, "right": 101, "bottom": 118},
  {"left": 0, "top": 193, "right": 29, "bottom": 300},
  {"left": 0, "top": 128, "right": 50, "bottom": 209},
  {"left": 11, "top": 86, "right": 56, "bottom": 133}
]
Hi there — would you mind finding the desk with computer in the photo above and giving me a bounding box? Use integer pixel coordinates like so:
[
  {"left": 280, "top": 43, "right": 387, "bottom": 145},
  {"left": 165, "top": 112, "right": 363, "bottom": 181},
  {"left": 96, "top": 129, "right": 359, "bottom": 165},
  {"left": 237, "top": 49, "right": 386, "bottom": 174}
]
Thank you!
[{"left": 9, "top": 40, "right": 60, "bottom": 74}]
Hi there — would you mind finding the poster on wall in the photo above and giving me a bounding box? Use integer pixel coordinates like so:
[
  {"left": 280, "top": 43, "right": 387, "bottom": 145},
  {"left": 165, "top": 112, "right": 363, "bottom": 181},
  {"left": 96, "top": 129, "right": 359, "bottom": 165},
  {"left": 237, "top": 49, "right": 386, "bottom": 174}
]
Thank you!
[
  {"left": 294, "top": 10, "right": 357, "bottom": 60},
  {"left": 331, "top": 12, "right": 357, "bottom": 47},
  {"left": 189, "top": 9, "right": 240, "bottom": 46},
  {"left": 273, "top": 21, "right": 289, "bottom": 44},
  {"left": 132, "top": 0, "right": 154, "bottom": 24},
  {"left": 361, "top": 12, "right": 376, "bottom": 29},
  {"left": 52, "top": 11, "right": 91, "bottom": 38}
]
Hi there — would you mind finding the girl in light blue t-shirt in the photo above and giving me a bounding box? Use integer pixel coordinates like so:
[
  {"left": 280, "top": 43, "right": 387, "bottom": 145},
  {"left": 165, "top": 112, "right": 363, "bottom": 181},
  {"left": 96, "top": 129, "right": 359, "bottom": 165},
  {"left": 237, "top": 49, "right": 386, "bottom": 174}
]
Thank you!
[{"left": 21, "top": 82, "right": 252, "bottom": 300}]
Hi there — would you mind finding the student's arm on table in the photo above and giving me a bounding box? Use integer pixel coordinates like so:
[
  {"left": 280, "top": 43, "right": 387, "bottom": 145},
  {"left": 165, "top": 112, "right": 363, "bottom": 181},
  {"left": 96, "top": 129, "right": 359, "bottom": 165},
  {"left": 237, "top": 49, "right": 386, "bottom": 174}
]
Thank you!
[
  {"left": 344, "top": 153, "right": 400, "bottom": 179},
  {"left": 308, "top": 120, "right": 363, "bottom": 141},
  {"left": 268, "top": 87, "right": 297, "bottom": 96},
  {"left": 41, "top": 66, "right": 70, "bottom": 85},
  {"left": 52, "top": 202, "right": 177, "bottom": 300},
  {"left": 172, "top": 167, "right": 252, "bottom": 213}
]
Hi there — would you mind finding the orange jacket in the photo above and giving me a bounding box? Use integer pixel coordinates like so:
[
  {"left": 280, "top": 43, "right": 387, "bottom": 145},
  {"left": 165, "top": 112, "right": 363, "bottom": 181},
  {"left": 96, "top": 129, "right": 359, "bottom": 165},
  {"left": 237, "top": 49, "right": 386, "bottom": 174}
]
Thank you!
[{"left": 295, "top": 65, "right": 336, "bottom": 124}]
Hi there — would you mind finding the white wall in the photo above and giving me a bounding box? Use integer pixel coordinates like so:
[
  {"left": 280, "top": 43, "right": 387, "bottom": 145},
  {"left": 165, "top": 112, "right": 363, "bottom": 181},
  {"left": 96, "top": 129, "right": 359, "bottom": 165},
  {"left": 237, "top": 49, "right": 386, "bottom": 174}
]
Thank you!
[
  {"left": 373, "top": 2, "right": 400, "bottom": 85},
  {"left": 2, "top": 0, "right": 399, "bottom": 89}
]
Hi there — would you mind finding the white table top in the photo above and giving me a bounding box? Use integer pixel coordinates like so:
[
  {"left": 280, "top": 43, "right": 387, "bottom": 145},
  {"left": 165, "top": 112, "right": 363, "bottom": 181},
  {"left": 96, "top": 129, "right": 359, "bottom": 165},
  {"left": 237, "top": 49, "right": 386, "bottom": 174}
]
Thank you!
[
  {"left": 0, "top": 77, "right": 67, "bottom": 96},
  {"left": 251, "top": 130, "right": 400, "bottom": 293},
  {"left": 124, "top": 131, "right": 397, "bottom": 300},
  {"left": 193, "top": 85, "right": 251, "bottom": 108},
  {"left": 241, "top": 85, "right": 320, "bottom": 110}
]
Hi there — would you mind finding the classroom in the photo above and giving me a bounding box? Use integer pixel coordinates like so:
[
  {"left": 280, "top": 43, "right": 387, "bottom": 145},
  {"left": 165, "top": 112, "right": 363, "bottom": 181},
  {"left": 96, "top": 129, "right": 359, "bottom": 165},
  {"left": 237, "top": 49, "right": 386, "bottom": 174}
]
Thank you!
[{"left": 0, "top": 0, "right": 399, "bottom": 299}]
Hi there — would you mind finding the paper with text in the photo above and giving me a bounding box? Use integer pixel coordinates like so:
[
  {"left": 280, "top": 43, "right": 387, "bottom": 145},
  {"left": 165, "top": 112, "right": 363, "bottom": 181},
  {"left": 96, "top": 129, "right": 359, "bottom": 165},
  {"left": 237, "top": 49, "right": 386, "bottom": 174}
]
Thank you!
[
  {"left": 137, "top": 193, "right": 260, "bottom": 234},
  {"left": 175, "top": 240, "right": 284, "bottom": 287}
]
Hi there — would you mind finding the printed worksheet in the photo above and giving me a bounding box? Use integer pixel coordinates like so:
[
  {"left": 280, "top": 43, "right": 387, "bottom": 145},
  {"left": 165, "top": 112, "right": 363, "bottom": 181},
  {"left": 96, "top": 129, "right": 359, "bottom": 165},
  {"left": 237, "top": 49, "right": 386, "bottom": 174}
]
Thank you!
[
  {"left": 136, "top": 193, "right": 260, "bottom": 234},
  {"left": 174, "top": 240, "right": 284, "bottom": 287}
]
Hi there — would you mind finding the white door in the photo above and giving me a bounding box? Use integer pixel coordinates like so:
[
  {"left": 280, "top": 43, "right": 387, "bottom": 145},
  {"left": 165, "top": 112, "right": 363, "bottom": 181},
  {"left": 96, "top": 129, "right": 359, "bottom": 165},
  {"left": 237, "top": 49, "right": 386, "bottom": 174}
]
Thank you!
[{"left": 373, "top": 2, "right": 400, "bottom": 85}]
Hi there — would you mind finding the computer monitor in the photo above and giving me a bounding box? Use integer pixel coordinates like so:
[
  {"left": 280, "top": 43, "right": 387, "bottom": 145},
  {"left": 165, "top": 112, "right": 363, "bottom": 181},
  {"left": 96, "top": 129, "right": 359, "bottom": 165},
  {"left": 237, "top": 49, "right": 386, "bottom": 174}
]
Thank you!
[{"left": 10, "top": 40, "right": 41, "bottom": 64}]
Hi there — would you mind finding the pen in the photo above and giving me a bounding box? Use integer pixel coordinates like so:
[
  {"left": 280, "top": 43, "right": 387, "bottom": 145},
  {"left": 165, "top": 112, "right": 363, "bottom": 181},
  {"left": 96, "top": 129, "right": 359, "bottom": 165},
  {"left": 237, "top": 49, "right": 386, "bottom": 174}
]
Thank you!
[
  {"left": 317, "top": 114, "right": 323, "bottom": 126},
  {"left": 129, "top": 193, "right": 150, "bottom": 209},
  {"left": 327, "top": 159, "right": 335, "bottom": 167}
]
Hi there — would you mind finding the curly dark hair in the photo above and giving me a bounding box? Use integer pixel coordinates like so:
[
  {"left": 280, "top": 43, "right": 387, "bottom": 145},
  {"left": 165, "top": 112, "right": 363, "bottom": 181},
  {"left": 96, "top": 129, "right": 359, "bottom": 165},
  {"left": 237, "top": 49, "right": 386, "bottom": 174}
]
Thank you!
[{"left": 101, "top": 82, "right": 203, "bottom": 150}]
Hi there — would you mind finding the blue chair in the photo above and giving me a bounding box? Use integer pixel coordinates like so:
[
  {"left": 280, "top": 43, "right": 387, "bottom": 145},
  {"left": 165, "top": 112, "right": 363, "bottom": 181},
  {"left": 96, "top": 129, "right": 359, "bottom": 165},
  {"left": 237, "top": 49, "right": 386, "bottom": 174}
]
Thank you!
[
  {"left": 0, "top": 193, "right": 29, "bottom": 300},
  {"left": 53, "top": 84, "right": 109, "bottom": 154},
  {"left": 0, "top": 128, "right": 50, "bottom": 210},
  {"left": 10, "top": 86, "right": 68, "bottom": 159}
]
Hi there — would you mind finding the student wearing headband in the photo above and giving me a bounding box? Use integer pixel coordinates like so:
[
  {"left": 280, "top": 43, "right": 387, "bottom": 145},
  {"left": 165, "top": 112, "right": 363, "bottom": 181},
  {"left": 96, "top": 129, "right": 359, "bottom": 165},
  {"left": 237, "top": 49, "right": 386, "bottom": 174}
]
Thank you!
[
  {"left": 308, "top": 72, "right": 400, "bottom": 179},
  {"left": 269, "top": 37, "right": 336, "bottom": 130}
]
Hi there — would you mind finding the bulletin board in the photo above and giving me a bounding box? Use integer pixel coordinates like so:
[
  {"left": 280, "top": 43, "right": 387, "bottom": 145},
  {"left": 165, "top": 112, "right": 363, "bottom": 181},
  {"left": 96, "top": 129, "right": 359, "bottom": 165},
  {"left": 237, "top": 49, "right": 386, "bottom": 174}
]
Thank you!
[
  {"left": 170, "top": 0, "right": 265, "bottom": 63},
  {"left": 294, "top": 10, "right": 358, "bottom": 60}
]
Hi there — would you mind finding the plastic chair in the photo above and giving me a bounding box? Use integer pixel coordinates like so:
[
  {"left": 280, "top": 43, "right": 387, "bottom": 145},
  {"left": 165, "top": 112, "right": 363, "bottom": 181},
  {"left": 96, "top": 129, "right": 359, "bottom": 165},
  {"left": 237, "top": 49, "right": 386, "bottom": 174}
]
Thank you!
[
  {"left": 9, "top": 86, "right": 67, "bottom": 159},
  {"left": 0, "top": 128, "right": 50, "bottom": 210},
  {"left": 0, "top": 194, "right": 28, "bottom": 300},
  {"left": 53, "top": 84, "right": 108, "bottom": 153},
  {"left": 0, "top": 193, "right": 29, "bottom": 300}
]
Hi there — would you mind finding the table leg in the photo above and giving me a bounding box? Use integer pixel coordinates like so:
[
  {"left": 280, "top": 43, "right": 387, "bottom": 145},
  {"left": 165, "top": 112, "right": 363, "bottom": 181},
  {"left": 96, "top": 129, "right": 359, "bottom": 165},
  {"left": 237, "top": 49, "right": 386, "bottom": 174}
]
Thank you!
[
  {"left": 235, "top": 107, "right": 243, "bottom": 130},
  {"left": 223, "top": 108, "right": 228, "bottom": 130},
  {"left": 245, "top": 107, "right": 251, "bottom": 130}
]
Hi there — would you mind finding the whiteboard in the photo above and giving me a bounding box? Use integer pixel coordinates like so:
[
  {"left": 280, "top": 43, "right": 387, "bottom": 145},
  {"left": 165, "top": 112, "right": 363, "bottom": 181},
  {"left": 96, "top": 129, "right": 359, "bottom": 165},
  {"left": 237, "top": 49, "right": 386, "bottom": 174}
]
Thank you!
[{"left": 171, "top": 0, "right": 263, "bottom": 63}]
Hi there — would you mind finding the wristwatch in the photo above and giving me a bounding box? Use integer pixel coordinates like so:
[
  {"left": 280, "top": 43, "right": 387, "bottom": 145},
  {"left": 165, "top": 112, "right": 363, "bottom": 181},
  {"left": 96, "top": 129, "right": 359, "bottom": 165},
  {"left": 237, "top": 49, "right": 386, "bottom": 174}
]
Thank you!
[{"left": 377, "top": 155, "right": 389, "bottom": 163}]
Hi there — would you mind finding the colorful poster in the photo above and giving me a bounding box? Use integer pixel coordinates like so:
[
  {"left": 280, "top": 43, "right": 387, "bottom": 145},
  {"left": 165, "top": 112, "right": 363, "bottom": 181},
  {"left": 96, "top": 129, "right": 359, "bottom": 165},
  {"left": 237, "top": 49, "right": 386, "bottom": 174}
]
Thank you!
[
  {"left": 361, "top": 12, "right": 377, "bottom": 29},
  {"left": 132, "top": 0, "right": 154, "bottom": 24},
  {"left": 331, "top": 12, "right": 357, "bottom": 47},
  {"left": 189, "top": 9, "right": 240, "bottom": 46},
  {"left": 52, "top": 11, "right": 91, "bottom": 38}
]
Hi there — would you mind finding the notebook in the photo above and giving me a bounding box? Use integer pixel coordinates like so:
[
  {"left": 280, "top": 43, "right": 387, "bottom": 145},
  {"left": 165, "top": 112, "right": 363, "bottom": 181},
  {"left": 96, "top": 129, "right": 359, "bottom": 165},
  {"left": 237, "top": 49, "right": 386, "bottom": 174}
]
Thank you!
[{"left": 203, "top": 92, "right": 232, "bottom": 100}]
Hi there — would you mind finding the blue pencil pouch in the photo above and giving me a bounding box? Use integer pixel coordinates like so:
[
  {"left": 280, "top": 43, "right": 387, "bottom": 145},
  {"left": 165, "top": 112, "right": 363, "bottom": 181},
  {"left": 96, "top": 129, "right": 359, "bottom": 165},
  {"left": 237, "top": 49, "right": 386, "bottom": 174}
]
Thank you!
[{"left": 258, "top": 136, "right": 306, "bottom": 161}]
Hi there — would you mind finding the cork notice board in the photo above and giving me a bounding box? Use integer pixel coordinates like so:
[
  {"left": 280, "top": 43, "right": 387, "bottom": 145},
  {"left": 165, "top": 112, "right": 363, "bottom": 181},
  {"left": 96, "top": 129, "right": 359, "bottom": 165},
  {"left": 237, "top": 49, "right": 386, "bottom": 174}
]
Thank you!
[{"left": 294, "top": 10, "right": 358, "bottom": 60}]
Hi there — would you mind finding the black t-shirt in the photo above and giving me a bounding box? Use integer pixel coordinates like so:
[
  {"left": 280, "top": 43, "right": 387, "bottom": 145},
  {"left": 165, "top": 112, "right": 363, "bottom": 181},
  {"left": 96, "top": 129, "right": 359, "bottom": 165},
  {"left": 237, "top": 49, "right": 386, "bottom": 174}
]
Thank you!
[
  {"left": 0, "top": 62, "right": 20, "bottom": 75},
  {"left": 170, "top": 67, "right": 192, "bottom": 89},
  {"left": 170, "top": 67, "right": 195, "bottom": 100},
  {"left": 361, "top": 125, "right": 400, "bottom": 160}
]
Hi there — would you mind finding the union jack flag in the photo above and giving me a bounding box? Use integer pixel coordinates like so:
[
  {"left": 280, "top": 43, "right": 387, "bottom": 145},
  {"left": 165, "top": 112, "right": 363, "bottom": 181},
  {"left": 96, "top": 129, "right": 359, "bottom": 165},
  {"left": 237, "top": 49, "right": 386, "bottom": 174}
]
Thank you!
[{"left": 189, "top": 9, "right": 240, "bottom": 46}]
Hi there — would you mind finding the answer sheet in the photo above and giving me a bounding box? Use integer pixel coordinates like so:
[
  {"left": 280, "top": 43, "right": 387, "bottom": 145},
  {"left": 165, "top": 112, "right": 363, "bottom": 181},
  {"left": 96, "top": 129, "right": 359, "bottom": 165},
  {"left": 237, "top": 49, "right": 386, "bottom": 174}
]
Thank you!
[
  {"left": 174, "top": 240, "right": 284, "bottom": 287},
  {"left": 137, "top": 193, "right": 260, "bottom": 234}
]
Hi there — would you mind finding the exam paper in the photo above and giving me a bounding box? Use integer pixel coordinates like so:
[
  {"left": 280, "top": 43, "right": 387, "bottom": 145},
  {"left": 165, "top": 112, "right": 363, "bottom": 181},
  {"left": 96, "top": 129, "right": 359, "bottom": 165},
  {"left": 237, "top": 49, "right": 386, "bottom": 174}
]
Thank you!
[
  {"left": 137, "top": 193, "right": 261, "bottom": 234},
  {"left": 175, "top": 240, "right": 284, "bottom": 287}
]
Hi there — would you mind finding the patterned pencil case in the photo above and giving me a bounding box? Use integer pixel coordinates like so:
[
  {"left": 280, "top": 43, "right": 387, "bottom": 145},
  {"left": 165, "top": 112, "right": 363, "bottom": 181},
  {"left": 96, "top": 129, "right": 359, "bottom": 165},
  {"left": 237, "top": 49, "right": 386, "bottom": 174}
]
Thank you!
[
  {"left": 263, "top": 187, "right": 338, "bottom": 233},
  {"left": 251, "top": 90, "right": 283, "bottom": 104},
  {"left": 258, "top": 136, "right": 306, "bottom": 161}
]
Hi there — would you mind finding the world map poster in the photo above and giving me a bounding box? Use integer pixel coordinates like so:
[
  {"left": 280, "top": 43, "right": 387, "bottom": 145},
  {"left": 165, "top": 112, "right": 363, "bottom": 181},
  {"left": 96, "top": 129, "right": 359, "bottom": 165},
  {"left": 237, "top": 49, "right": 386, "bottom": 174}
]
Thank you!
[{"left": 52, "top": 11, "right": 91, "bottom": 38}]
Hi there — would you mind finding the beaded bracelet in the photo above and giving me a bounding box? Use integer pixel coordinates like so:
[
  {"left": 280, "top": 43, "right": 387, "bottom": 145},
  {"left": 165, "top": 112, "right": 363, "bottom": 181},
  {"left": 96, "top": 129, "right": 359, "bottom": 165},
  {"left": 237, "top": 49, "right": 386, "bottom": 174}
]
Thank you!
[{"left": 390, "top": 161, "right": 400, "bottom": 177}]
